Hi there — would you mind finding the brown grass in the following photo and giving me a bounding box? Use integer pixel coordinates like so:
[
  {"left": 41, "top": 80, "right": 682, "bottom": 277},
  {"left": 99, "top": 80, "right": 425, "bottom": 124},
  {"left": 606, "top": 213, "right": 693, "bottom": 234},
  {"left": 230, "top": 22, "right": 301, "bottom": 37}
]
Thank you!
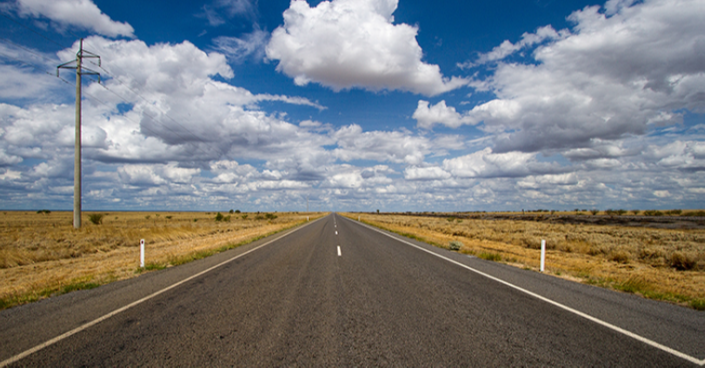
[
  {"left": 341, "top": 213, "right": 705, "bottom": 310},
  {"left": 0, "top": 211, "right": 326, "bottom": 309}
]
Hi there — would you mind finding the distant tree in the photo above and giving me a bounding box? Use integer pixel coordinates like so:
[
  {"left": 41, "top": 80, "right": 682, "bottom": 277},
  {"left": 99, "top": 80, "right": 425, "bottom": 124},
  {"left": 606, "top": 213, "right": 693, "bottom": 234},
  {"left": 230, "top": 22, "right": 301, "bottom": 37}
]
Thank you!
[
  {"left": 631, "top": 210, "right": 640, "bottom": 215},
  {"left": 590, "top": 210, "right": 599, "bottom": 215},
  {"left": 89, "top": 214, "right": 104, "bottom": 225},
  {"left": 229, "top": 209, "right": 234, "bottom": 214},
  {"left": 235, "top": 209, "right": 241, "bottom": 213},
  {"left": 377, "top": 209, "right": 380, "bottom": 214}
]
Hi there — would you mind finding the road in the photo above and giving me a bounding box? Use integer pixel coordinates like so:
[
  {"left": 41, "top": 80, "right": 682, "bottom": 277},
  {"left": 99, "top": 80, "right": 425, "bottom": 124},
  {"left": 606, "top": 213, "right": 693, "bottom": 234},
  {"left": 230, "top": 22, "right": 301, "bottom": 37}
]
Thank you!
[{"left": 1, "top": 213, "right": 703, "bottom": 367}]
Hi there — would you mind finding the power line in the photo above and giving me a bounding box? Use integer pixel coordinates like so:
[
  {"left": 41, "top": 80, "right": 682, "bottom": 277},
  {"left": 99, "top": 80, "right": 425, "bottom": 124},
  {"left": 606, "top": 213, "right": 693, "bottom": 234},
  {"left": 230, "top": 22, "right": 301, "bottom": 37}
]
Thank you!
[
  {"left": 84, "top": 61, "right": 209, "bottom": 145},
  {"left": 0, "top": 12, "right": 68, "bottom": 49},
  {"left": 0, "top": 13, "right": 232, "bottom": 157},
  {"left": 2, "top": 27, "right": 236, "bottom": 162}
]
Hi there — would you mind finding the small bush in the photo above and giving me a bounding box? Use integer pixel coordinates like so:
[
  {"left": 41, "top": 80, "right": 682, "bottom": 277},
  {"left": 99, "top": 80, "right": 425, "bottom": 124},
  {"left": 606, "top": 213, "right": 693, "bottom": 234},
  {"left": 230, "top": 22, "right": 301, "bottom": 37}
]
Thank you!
[
  {"left": 448, "top": 241, "right": 463, "bottom": 251},
  {"left": 608, "top": 250, "right": 630, "bottom": 264},
  {"left": 590, "top": 209, "right": 599, "bottom": 215},
  {"left": 241, "top": 214, "right": 248, "bottom": 220},
  {"left": 88, "top": 214, "right": 104, "bottom": 225},
  {"left": 644, "top": 210, "right": 664, "bottom": 216},
  {"left": 670, "top": 252, "right": 696, "bottom": 271},
  {"left": 215, "top": 212, "right": 224, "bottom": 222},
  {"left": 631, "top": 210, "right": 640, "bottom": 215},
  {"left": 265, "top": 213, "right": 277, "bottom": 220}
]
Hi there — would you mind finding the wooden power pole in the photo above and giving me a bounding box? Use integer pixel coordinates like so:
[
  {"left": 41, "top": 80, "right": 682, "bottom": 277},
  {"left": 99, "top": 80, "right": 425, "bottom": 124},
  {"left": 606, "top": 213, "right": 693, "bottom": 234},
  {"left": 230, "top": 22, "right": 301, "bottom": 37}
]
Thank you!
[{"left": 58, "top": 39, "right": 100, "bottom": 229}]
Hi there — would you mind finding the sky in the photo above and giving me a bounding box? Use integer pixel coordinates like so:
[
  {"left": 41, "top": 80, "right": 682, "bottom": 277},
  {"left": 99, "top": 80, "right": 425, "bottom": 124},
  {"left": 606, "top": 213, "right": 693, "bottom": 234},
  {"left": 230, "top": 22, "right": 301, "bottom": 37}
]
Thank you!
[{"left": 0, "top": 0, "right": 703, "bottom": 212}]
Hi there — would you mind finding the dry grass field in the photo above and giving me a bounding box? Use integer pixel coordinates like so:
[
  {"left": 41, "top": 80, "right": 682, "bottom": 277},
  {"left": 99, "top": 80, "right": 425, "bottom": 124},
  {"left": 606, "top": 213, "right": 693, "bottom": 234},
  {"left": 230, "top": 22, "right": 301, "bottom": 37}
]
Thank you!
[
  {"left": 0, "top": 210, "right": 326, "bottom": 310},
  {"left": 341, "top": 212, "right": 705, "bottom": 310}
]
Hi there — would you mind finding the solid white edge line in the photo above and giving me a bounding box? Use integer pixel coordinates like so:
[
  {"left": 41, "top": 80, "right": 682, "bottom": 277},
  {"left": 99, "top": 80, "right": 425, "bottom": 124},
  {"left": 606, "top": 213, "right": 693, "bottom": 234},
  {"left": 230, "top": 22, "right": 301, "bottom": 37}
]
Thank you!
[
  {"left": 352, "top": 218, "right": 705, "bottom": 366},
  {"left": 0, "top": 216, "right": 327, "bottom": 368}
]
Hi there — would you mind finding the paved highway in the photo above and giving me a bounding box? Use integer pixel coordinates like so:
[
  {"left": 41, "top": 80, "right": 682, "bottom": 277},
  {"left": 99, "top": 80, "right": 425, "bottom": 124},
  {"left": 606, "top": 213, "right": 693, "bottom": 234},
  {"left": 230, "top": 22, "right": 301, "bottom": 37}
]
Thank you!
[{"left": 1, "top": 214, "right": 703, "bottom": 366}]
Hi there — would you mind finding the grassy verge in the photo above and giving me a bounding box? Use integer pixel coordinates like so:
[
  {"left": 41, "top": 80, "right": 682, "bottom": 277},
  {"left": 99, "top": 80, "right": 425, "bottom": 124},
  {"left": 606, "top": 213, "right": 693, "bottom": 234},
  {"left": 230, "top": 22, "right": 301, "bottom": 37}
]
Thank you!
[
  {"left": 0, "top": 276, "right": 114, "bottom": 310},
  {"left": 345, "top": 213, "right": 704, "bottom": 311},
  {"left": 1, "top": 218, "right": 316, "bottom": 311}
]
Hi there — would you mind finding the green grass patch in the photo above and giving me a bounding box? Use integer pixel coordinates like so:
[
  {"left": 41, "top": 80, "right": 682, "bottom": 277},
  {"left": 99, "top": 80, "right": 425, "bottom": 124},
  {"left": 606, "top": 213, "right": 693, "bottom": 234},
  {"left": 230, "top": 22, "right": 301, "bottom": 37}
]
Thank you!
[
  {"left": 0, "top": 276, "right": 114, "bottom": 311},
  {"left": 136, "top": 262, "right": 168, "bottom": 273},
  {"left": 690, "top": 299, "right": 705, "bottom": 311},
  {"left": 478, "top": 252, "right": 502, "bottom": 262},
  {"left": 582, "top": 274, "right": 702, "bottom": 310}
]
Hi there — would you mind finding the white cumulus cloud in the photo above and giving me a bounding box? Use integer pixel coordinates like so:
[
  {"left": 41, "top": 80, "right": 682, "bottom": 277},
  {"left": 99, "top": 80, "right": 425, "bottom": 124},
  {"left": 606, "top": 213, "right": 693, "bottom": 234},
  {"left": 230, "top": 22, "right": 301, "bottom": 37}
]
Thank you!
[
  {"left": 15, "top": 0, "right": 135, "bottom": 38},
  {"left": 266, "top": 0, "right": 467, "bottom": 96},
  {"left": 429, "top": 0, "right": 705, "bottom": 156}
]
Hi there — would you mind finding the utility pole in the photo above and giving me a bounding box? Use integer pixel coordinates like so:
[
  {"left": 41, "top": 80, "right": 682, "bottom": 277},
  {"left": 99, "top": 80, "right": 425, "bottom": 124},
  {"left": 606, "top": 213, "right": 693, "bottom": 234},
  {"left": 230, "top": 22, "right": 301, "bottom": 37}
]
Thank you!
[{"left": 58, "top": 39, "right": 100, "bottom": 229}]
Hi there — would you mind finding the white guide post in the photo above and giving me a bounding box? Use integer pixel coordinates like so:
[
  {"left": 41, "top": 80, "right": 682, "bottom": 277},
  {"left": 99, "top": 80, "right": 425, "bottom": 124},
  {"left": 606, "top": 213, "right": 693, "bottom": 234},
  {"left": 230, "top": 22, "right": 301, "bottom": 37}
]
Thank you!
[
  {"left": 540, "top": 239, "right": 546, "bottom": 272},
  {"left": 140, "top": 239, "right": 145, "bottom": 268}
]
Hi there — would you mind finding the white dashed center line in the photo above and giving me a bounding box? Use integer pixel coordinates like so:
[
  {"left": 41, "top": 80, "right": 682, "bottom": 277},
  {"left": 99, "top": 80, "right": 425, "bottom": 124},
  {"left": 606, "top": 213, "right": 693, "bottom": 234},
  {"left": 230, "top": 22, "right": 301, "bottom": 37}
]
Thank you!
[{"left": 337, "top": 246, "right": 341, "bottom": 256}]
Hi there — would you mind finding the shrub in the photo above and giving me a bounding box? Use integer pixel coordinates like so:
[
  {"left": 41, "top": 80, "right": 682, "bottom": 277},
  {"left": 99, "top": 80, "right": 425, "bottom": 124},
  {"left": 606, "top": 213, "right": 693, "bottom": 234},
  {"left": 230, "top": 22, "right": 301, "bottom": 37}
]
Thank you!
[
  {"left": 265, "top": 213, "right": 277, "bottom": 220},
  {"left": 241, "top": 214, "right": 248, "bottom": 220},
  {"left": 643, "top": 210, "right": 664, "bottom": 216},
  {"left": 229, "top": 209, "right": 234, "bottom": 214},
  {"left": 214, "top": 212, "right": 224, "bottom": 222},
  {"left": 670, "top": 252, "right": 696, "bottom": 271},
  {"left": 448, "top": 241, "right": 463, "bottom": 251},
  {"left": 590, "top": 209, "right": 599, "bottom": 215},
  {"left": 608, "top": 250, "right": 630, "bottom": 264},
  {"left": 631, "top": 210, "right": 640, "bottom": 215},
  {"left": 666, "top": 209, "right": 682, "bottom": 215},
  {"left": 88, "top": 214, "right": 104, "bottom": 225}
]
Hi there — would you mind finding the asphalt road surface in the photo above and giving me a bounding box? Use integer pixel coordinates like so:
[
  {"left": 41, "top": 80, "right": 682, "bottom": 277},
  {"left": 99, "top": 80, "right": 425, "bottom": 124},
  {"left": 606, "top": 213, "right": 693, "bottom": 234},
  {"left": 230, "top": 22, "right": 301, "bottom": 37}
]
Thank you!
[{"left": 1, "top": 214, "right": 703, "bottom": 367}]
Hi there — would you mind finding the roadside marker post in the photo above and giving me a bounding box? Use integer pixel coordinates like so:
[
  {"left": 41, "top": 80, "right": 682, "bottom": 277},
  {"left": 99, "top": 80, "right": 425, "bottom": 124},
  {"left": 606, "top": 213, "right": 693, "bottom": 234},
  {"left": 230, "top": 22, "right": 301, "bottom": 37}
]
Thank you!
[
  {"left": 140, "top": 239, "right": 145, "bottom": 268},
  {"left": 540, "top": 240, "right": 546, "bottom": 272}
]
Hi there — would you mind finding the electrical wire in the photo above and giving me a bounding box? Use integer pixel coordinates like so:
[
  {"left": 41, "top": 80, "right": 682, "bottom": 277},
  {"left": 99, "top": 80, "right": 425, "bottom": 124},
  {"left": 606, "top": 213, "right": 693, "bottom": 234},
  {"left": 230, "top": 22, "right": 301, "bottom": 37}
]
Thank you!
[
  {"left": 0, "top": 15, "right": 234, "bottom": 161},
  {"left": 0, "top": 12, "right": 68, "bottom": 49}
]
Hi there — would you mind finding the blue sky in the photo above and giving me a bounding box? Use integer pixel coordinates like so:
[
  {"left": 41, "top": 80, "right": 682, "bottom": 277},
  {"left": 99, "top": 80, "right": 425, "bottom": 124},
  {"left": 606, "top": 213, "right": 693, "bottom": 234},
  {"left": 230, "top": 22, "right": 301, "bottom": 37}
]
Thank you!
[{"left": 0, "top": 0, "right": 703, "bottom": 212}]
